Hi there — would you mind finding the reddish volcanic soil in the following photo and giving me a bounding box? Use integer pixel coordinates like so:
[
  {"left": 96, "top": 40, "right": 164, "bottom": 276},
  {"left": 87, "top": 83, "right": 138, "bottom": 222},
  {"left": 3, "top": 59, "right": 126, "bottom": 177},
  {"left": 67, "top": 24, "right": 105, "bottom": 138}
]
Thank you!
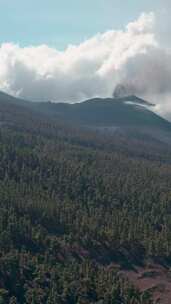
[{"left": 120, "top": 263, "right": 171, "bottom": 303}]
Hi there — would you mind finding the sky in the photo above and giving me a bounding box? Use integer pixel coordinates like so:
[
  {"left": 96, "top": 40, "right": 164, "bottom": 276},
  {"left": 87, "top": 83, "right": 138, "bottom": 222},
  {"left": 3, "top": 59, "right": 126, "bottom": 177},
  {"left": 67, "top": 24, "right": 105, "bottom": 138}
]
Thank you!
[
  {"left": 0, "top": 0, "right": 165, "bottom": 49},
  {"left": 0, "top": 0, "right": 171, "bottom": 119}
]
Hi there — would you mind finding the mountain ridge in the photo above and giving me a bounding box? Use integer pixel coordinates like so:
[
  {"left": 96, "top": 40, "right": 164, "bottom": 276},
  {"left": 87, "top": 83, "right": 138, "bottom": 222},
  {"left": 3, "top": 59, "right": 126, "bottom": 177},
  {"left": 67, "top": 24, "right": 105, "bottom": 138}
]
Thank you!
[{"left": 0, "top": 90, "right": 170, "bottom": 145}]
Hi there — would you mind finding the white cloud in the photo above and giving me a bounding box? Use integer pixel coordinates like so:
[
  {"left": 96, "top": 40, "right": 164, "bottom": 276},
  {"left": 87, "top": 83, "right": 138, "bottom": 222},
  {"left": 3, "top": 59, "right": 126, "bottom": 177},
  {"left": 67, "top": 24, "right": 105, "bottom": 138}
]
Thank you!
[{"left": 0, "top": 11, "right": 171, "bottom": 118}]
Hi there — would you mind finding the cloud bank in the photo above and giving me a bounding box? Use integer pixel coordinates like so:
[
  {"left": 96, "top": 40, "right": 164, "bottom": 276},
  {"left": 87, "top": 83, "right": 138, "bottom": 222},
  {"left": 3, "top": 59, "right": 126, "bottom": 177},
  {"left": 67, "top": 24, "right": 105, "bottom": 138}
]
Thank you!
[{"left": 0, "top": 12, "right": 171, "bottom": 118}]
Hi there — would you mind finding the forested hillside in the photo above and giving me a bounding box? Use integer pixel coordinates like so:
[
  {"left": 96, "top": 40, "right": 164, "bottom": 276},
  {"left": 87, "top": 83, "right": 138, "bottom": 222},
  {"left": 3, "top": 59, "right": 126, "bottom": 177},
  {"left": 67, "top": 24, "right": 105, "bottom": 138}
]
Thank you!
[{"left": 0, "top": 94, "right": 171, "bottom": 303}]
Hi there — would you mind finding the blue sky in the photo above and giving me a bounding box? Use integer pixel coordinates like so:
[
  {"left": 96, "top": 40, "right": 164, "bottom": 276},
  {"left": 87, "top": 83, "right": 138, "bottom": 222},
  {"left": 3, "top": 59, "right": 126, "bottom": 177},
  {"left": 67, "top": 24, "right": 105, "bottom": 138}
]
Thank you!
[{"left": 0, "top": 0, "right": 163, "bottom": 49}]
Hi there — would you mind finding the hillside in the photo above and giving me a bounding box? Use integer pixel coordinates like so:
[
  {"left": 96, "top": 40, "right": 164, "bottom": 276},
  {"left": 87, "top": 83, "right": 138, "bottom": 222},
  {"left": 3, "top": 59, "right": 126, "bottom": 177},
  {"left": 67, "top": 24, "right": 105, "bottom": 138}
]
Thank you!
[
  {"left": 1, "top": 91, "right": 171, "bottom": 145},
  {"left": 0, "top": 92, "right": 171, "bottom": 303},
  {"left": 0, "top": 91, "right": 168, "bottom": 128},
  {"left": 30, "top": 96, "right": 169, "bottom": 129}
]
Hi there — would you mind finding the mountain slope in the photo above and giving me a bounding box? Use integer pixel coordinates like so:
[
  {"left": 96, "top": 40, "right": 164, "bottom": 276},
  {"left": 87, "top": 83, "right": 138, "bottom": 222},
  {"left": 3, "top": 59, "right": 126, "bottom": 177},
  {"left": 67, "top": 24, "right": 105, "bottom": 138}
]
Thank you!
[
  {"left": 0, "top": 90, "right": 171, "bottom": 146},
  {"left": 29, "top": 96, "right": 171, "bottom": 130},
  {"left": 0, "top": 91, "right": 171, "bottom": 302},
  {"left": 0, "top": 90, "right": 169, "bottom": 128}
]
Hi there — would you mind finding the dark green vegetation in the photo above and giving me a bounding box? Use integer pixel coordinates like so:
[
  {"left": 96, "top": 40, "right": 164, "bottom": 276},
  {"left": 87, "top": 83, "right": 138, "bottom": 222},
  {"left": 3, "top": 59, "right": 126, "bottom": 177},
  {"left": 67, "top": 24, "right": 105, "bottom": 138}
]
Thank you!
[{"left": 0, "top": 92, "right": 171, "bottom": 303}]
